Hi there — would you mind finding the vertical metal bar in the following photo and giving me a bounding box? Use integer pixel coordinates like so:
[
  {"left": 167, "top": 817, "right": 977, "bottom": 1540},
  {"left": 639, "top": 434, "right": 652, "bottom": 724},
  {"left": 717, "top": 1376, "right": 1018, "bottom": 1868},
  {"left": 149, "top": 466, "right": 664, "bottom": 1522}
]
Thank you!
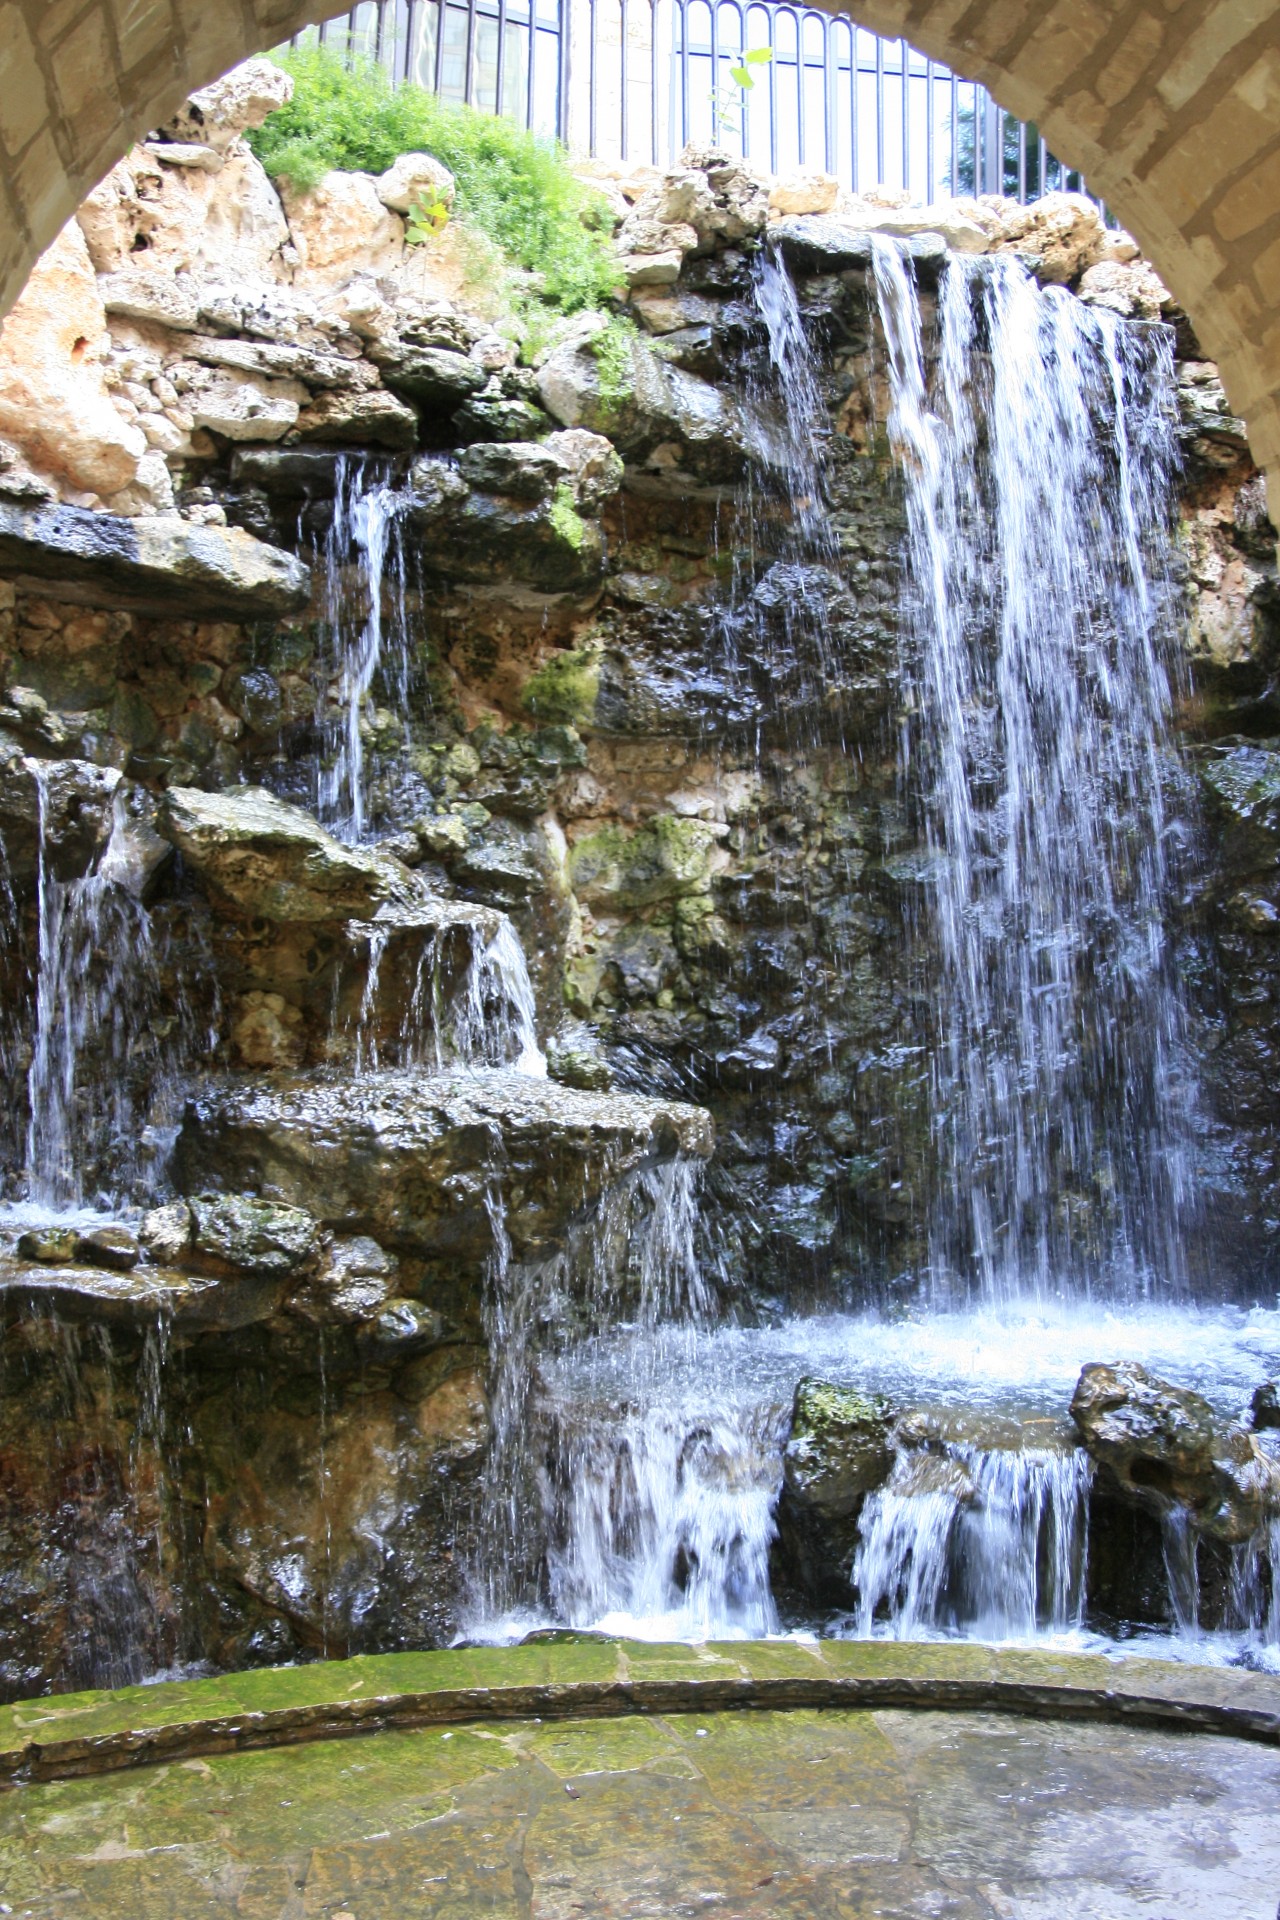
[
  {"left": 526, "top": 0, "right": 536, "bottom": 128},
  {"left": 462, "top": 0, "right": 477, "bottom": 104},
  {"left": 558, "top": 0, "right": 570, "bottom": 142},
  {"left": 900, "top": 36, "right": 909, "bottom": 194},
  {"left": 433, "top": 0, "right": 446, "bottom": 93},
  {"left": 1017, "top": 117, "right": 1027, "bottom": 203},
  {"left": 588, "top": 0, "right": 598, "bottom": 154},
  {"left": 822, "top": 12, "right": 836, "bottom": 175},
  {"left": 767, "top": 4, "right": 779, "bottom": 173},
  {"left": 796, "top": 9, "right": 806, "bottom": 168},
  {"left": 710, "top": 0, "right": 721, "bottom": 149},
  {"left": 925, "top": 57, "right": 934, "bottom": 203},
  {"left": 679, "top": 0, "right": 690, "bottom": 148},
  {"left": 403, "top": 0, "right": 417, "bottom": 82},
  {"left": 495, "top": 0, "right": 508, "bottom": 114},
  {"left": 848, "top": 24, "right": 858, "bottom": 192},
  {"left": 620, "top": 0, "right": 630, "bottom": 161},
  {"left": 1037, "top": 132, "right": 1047, "bottom": 202},
  {"left": 874, "top": 34, "right": 884, "bottom": 185},
  {"left": 949, "top": 67, "right": 958, "bottom": 193},
  {"left": 651, "top": 0, "right": 660, "bottom": 164}
]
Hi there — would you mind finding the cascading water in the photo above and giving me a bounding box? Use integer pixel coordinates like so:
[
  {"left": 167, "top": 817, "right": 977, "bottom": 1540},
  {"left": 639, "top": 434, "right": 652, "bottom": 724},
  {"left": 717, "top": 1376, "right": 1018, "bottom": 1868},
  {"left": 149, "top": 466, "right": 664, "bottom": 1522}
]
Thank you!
[
  {"left": 872, "top": 239, "right": 1195, "bottom": 1303},
  {"left": 316, "top": 456, "right": 411, "bottom": 842},
  {"left": 848, "top": 1443, "right": 1092, "bottom": 1642}
]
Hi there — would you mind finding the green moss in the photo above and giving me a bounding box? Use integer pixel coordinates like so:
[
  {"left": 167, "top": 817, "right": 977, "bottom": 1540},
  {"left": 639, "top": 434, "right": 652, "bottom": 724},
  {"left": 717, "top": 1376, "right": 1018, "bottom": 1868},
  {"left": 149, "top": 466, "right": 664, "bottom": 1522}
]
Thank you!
[
  {"left": 548, "top": 482, "right": 587, "bottom": 552},
  {"left": 589, "top": 314, "right": 639, "bottom": 416},
  {"left": 249, "top": 46, "right": 623, "bottom": 316},
  {"left": 521, "top": 647, "right": 601, "bottom": 727},
  {"left": 792, "top": 1377, "right": 889, "bottom": 1440},
  {"left": 569, "top": 815, "right": 716, "bottom": 909}
]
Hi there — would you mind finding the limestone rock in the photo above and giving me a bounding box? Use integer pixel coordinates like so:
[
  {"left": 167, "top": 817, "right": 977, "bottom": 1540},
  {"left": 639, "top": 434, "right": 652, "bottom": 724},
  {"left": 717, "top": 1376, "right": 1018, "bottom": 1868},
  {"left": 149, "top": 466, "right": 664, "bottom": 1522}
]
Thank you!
[
  {"left": 1071, "top": 1361, "right": 1280, "bottom": 1544},
  {"left": 1077, "top": 258, "right": 1173, "bottom": 320},
  {"left": 623, "top": 250, "right": 686, "bottom": 289},
  {"left": 769, "top": 171, "right": 840, "bottom": 217},
  {"left": 1252, "top": 1381, "right": 1280, "bottom": 1430},
  {"left": 186, "top": 366, "right": 305, "bottom": 443},
  {"left": 0, "top": 500, "right": 310, "bottom": 618},
  {"left": 79, "top": 147, "right": 290, "bottom": 284},
  {"left": 163, "top": 58, "right": 295, "bottom": 154},
  {"left": 401, "top": 456, "right": 607, "bottom": 592},
  {"left": 188, "top": 1192, "right": 319, "bottom": 1278},
  {"left": 282, "top": 172, "right": 405, "bottom": 289},
  {"left": 546, "top": 429, "right": 624, "bottom": 511},
  {"left": 139, "top": 1201, "right": 193, "bottom": 1265},
  {"left": 369, "top": 339, "right": 487, "bottom": 410},
  {"left": 174, "top": 1068, "right": 714, "bottom": 1265},
  {"left": 307, "top": 1235, "right": 401, "bottom": 1323},
  {"left": 375, "top": 153, "right": 457, "bottom": 215},
  {"left": 73, "top": 1224, "right": 141, "bottom": 1271},
  {"left": 98, "top": 268, "right": 200, "bottom": 332},
  {"left": 457, "top": 440, "right": 568, "bottom": 501},
  {"left": 987, "top": 191, "right": 1107, "bottom": 283},
  {"left": 0, "top": 1259, "right": 279, "bottom": 1333},
  {"left": 160, "top": 785, "right": 411, "bottom": 922},
  {"left": 0, "top": 222, "right": 144, "bottom": 498},
  {"left": 292, "top": 387, "right": 419, "bottom": 451}
]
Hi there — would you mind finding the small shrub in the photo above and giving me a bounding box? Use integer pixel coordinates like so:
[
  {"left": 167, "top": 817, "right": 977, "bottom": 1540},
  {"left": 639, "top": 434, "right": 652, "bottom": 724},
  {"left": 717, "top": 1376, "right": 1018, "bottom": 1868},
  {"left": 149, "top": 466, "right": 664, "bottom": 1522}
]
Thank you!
[{"left": 249, "top": 45, "right": 623, "bottom": 316}]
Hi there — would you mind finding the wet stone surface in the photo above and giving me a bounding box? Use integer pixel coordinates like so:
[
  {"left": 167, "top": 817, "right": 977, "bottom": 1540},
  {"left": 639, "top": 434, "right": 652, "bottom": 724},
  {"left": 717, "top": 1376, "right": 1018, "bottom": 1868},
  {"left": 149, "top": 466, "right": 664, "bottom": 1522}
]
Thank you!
[{"left": 0, "top": 1700, "right": 1276, "bottom": 1917}]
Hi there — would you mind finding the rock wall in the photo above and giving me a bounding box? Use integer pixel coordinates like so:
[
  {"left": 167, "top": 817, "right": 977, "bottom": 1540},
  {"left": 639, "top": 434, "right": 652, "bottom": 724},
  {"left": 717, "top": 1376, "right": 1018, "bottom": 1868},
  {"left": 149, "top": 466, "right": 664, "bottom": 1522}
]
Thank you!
[{"left": 1, "top": 65, "right": 1280, "bottom": 1689}]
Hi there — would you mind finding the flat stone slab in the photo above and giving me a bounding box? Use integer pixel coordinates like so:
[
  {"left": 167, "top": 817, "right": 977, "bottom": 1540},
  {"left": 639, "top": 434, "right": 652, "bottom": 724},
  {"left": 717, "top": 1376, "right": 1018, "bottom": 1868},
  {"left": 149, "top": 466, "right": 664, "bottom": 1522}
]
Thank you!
[
  {"left": 0, "top": 1258, "right": 284, "bottom": 1332},
  {"left": 0, "top": 500, "right": 310, "bottom": 618},
  {"left": 174, "top": 1068, "right": 714, "bottom": 1262},
  {"left": 1, "top": 1643, "right": 1277, "bottom": 1917}
]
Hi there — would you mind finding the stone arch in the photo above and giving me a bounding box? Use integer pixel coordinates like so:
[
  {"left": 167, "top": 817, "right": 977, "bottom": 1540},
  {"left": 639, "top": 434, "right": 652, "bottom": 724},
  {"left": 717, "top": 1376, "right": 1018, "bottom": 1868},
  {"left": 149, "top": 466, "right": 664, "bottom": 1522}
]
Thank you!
[{"left": 1, "top": 0, "right": 1278, "bottom": 489}]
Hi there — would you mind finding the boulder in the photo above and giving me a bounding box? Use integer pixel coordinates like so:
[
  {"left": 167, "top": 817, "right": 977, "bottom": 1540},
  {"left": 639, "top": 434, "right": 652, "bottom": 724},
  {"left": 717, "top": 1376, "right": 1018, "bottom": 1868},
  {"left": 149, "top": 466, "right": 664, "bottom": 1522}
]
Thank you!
[
  {"left": 79, "top": 146, "right": 291, "bottom": 284},
  {"left": 1251, "top": 1381, "right": 1280, "bottom": 1431},
  {"left": 1071, "top": 1361, "right": 1280, "bottom": 1544},
  {"left": 187, "top": 1193, "right": 319, "bottom": 1278},
  {"left": 769, "top": 172, "right": 840, "bottom": 217},
  {"left": 401, "top": 456, "right": 607, "bottom": 592},
  {"left": 173, "top": 1068, "right": 714, "bottom": 1266},
  {"left": 369, "top": 339, "right": 487, "bottom": 411},
  {"left": 457, "top": 440, "right": 569, "bottom": 501},
  {"left": 0, "top": 747, "right": 121, "bottom": 885},
  {"left": 306, "top": 1235, "right": 401, "bottom": 1323},
  {"left": 774, "top": 1378, "right": 893, "bottom": 1604},
  {"left": 98, "top": 267, "right": 200, "bottom": 332},
  {"left": 0, "top": 1258, "right": 280, "bottom": 1333},
  {"left": 0, "top": 500, "right": 310, "bottom": 618},
  {"left": 0, "top": 221, "right": 144, "bottom": 498},
  {"left": 159, "top": 785, "right": 411, "bottom": 922},
  {"left": 282, "top": 172, "right": 405, "bottom": 289},
  {"left": 162, "top": 58, "right": 295, "bottom": 154},
  {"left": 292, "top": 387, "right": 419, "bottom": 451},
  {"left": 186, "top": 366, "right": 305, "bottom": 442},
  {"left": 375, "top": 153, "right": 457, "bottom": 215},
  {"left": 1077, "top": 258, "right": 1172, "bottom": 320}
]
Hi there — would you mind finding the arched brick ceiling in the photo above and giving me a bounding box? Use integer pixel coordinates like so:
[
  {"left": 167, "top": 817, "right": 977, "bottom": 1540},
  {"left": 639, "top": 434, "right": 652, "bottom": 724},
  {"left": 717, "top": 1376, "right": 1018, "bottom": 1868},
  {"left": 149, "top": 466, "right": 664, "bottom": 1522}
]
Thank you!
[{"left": 2, "top": 0, "right": 1278, "bottom": 493}]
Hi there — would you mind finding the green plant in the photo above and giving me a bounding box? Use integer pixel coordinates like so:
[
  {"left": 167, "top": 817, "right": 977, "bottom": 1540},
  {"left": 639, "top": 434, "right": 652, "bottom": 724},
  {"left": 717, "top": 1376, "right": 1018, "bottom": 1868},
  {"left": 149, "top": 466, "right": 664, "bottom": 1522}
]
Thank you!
[
  {"left": 249, "top": 45, "right": 623, "bottom": 314},
  {"left": 712, "top": 46, "right": 773, "bottom": 135},
  {"left": 404, "top": 189, "right": 450, "bottom": 244}
]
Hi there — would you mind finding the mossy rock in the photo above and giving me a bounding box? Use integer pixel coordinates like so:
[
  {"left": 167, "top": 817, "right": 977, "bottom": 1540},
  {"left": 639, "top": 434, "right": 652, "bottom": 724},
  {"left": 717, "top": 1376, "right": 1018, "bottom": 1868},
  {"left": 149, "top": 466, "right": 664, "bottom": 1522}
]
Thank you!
[
  {"left": 569, "top": 815, "right": 717, "bottom": 909},
  {"left": 521, "top": 648, "right": 602, "bottom": 728}
]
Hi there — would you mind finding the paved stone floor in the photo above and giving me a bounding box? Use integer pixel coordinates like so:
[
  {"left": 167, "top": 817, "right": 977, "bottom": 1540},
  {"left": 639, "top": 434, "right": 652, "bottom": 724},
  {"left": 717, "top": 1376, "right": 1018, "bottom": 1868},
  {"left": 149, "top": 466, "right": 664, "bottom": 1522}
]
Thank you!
[{"left": 1, "top": 1700, "right": 1278, "bottom": 1918}]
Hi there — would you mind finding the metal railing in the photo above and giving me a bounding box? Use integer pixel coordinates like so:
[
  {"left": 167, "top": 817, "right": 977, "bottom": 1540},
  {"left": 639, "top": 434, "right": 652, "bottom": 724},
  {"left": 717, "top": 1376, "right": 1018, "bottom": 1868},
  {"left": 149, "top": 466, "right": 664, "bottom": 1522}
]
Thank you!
[{"left": 298, "top": 0, "right": 1094, "bottom": 205}]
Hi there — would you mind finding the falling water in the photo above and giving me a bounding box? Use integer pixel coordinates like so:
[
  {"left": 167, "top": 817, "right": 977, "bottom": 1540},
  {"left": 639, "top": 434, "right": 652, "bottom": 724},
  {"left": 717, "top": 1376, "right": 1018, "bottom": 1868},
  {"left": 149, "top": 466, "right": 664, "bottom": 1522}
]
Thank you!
[
  {"left": 872, "top": 240, "right": 1194, "bottom": 1303},
  {"left": 20, "top": 778, "right": 170, "bottom": 1212},
  {"left": 317, "top": 457, "right": 410, "bottom": 842},
  {"left": 849, "top": 1442, "right": 1092, "bottom": 1641},
  {"left": 343, "top": 910, "right": 546, "bottom": 1076}
]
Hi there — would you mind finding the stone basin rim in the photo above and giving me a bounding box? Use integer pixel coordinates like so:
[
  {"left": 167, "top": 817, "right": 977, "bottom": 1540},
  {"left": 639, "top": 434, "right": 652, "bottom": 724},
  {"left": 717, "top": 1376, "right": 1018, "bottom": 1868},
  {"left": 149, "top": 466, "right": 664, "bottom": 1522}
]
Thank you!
[{"left": 3, "top": 1643, "right": 1279, "bottom": 1788}]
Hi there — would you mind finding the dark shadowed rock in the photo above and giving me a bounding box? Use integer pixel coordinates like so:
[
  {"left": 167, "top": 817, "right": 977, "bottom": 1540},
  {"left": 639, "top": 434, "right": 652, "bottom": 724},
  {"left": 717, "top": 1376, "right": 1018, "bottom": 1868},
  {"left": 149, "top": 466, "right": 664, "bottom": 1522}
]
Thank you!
[
  {"left": 0, "top": 746, "right": 120, "bottom": 884},
  {"left": 188, "top": 1193, "right": 319, "bottom": 1278},
  {"left": 0, "top": 501, "right": 310, "bottom": 618},
  {"left": 773, "top": 1378, "right": 893, "bottom": 1605}
]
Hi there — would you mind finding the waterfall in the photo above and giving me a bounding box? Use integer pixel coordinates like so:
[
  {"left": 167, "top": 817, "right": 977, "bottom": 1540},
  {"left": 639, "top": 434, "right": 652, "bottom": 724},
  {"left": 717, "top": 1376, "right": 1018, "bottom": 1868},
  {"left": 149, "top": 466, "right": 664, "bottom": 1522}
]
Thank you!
[
  {"left": 466, "top": 1159, "right": 713, "bottom": 1631},
  {"left": 317, "top": 457, "right": 410, "bottom": 842},
  {"left": 849, "top": 1442, "right": 1093, "bottom": 1640},
  {"left": 543, "top": 1401, "right": 784, "bottom": 1639},
  {"left": 19, "top": 779, "right": 168, "bottom": 1214},
  {"left": 871, "top": 240, "right": 1194, "bottom": 1303}
]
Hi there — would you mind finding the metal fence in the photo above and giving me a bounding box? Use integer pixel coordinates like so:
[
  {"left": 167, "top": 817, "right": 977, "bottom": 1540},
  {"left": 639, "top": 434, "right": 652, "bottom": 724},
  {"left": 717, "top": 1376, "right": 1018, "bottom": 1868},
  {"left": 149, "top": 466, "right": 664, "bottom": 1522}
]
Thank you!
[{"left": 299, "top": 0, "right": 1093, "bottom": 205}]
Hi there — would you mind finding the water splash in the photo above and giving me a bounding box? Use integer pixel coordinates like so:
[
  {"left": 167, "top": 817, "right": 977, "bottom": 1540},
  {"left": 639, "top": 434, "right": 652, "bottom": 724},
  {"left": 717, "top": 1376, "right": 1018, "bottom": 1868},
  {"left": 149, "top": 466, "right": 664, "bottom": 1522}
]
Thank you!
[
  {"left": 872, "top": 239, "right": 1194, "bottom": 1303},
  {"left": 317, "top": 457, "right": 410, "bottom": 842}
]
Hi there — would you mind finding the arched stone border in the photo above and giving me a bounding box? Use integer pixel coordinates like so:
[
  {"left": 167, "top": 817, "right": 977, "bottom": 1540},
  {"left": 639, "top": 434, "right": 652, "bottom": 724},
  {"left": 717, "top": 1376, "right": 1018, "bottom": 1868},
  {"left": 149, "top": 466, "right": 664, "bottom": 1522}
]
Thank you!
[
  {"left": 3, "top": 1642, "right": 1278, "bottom": 1786},
  {"left": 1, "top": 1, "right": 1279, "bottom": 501}
]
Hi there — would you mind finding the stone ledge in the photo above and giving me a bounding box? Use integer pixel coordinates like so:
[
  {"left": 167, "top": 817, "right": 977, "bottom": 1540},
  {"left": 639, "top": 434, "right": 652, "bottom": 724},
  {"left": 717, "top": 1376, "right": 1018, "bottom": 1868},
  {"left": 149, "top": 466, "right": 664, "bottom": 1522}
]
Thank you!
[
  {"left": 0, "top": 499, "right": 311, "bottom": 618},
  {"left": 2, "top": 1639, "right": 1277, "bottom": 1787}
]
